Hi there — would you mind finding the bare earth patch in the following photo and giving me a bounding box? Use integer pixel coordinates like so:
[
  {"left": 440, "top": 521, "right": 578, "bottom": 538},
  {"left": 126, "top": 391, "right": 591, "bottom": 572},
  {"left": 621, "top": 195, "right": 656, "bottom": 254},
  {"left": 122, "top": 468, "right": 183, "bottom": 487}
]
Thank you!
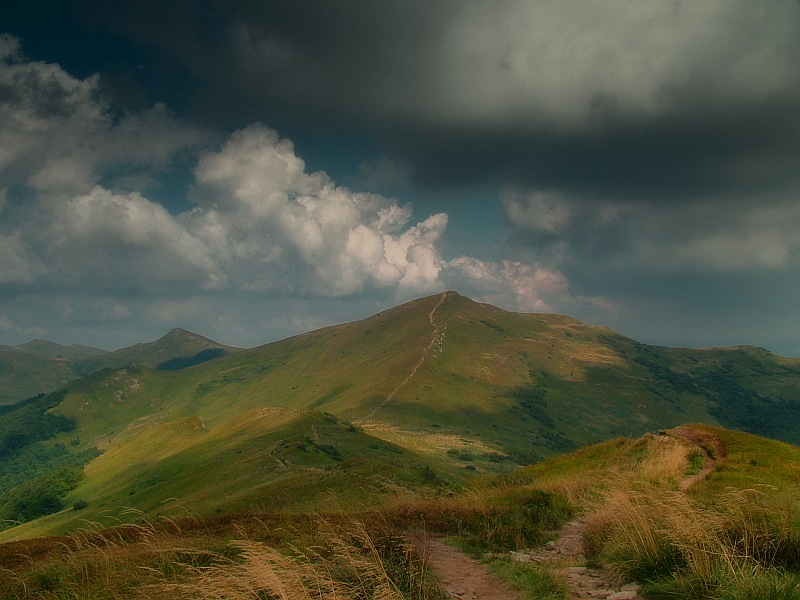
[{"left": 409, "top": 532, "right": 523, "bottom": 600}]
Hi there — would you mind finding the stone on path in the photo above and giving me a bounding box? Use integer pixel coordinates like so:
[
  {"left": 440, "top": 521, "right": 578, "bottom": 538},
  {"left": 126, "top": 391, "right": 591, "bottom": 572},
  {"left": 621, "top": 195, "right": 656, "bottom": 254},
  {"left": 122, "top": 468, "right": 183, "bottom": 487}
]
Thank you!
[{"left": 515, "top": 517, "right": 642, "bottom": 599}]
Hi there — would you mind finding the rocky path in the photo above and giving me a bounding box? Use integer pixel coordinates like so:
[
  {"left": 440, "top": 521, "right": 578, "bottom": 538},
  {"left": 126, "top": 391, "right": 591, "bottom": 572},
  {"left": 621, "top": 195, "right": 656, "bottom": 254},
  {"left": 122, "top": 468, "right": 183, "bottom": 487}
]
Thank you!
[
  {"left": 415, "top": 427, "right": 722, "bottom": 599},
  {"left": 511, "top": 519, "right": 641, "bottom": 599}
]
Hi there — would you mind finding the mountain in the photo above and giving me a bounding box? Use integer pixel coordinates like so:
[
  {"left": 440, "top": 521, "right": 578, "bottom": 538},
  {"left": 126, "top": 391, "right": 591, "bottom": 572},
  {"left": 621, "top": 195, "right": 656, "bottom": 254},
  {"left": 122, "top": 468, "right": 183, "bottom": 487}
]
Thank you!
[
  {"left": 0, "top": 351, "right": 79, "bottom": 408},
  {"left": 70, "top": 328, "right": 241, "bottom": 375},
  {"left": 0, "top": 329, "right": 241, "bottom": 406},
  {"left": 2, "top": 291, "right": 800, "bottom": 539}
]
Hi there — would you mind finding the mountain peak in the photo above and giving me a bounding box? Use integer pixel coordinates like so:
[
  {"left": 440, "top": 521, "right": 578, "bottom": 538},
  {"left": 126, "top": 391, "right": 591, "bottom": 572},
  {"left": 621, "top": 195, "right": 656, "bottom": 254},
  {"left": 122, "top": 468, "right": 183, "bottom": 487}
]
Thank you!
[
  {"left": 159, "top": 328, "right": 223, "bottom": 346},
  {"left": 164, "top": 327, "right": 198, "bottom": 339}
]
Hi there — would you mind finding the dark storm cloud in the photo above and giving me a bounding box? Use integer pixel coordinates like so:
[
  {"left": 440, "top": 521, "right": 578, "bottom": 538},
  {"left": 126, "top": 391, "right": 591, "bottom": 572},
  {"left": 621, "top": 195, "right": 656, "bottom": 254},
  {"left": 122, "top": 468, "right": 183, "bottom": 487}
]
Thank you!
[
  {"left": 74, "top": 0, "right": 455, "bottom": 125},
  {"left": 74, "top": 0, "right": 800, "bottom": 200},
  {"left": 390, "top": 98, "right": 800, "bottom": 199}
]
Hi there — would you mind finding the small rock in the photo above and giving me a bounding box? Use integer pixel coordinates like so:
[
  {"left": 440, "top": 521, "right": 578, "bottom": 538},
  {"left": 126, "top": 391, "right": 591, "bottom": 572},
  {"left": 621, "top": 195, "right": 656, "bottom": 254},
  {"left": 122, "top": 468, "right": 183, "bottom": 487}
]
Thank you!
[
  {"left": 567, "top": 566, "right": 588, "bottom": 574},
  {"left": 587, "top": 590, "right": 614, "bottom": 598},
  {"left": 510, "top": 551, "right": 532, "bottom": 563},
  {"left": 608, "top": 592, "right": 638, "bottom": 600},
  {"left": 621, "top": 583, "right": 642, "bottom": 593}
]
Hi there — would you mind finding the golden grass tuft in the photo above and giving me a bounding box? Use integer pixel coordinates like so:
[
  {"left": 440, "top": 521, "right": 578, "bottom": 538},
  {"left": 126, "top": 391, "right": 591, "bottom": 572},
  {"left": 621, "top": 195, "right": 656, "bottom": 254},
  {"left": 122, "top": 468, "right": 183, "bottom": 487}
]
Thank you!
[
  {"left": 153, "top": 520, "right": 439, "bottom": 600},
  {"left": 585, "top": 479, "right": 800, "bottom": 597}
]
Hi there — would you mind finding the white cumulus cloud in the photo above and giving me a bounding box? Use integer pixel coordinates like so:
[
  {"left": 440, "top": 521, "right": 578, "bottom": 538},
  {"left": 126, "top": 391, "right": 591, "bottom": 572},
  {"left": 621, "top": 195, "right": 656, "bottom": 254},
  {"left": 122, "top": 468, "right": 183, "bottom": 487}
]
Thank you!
[{"left": 187, "top": 123, "right": 452, "bottom": 296}]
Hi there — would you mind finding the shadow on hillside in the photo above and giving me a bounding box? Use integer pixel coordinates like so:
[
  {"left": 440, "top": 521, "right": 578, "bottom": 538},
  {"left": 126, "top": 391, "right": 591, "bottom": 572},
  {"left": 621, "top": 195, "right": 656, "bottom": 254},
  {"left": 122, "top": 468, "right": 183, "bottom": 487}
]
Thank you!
[{"left": 156, "top": 349, "right": 229, "bottom": 371}]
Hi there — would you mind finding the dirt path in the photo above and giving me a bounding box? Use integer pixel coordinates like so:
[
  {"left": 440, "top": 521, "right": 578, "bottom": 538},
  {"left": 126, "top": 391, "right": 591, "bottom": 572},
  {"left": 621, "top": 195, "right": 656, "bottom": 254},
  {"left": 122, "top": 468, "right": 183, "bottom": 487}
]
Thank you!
[
  {"left": 667, "top": 426, "right": 727, "bottom": 492},
  {"left": 514, "top": 519, "right": 639, "bottom": 599},
  {"left": 409, "top": 532, "right": 523, "bottom": 600},
  {"left": 414, "top": 428, "right": 723, "bottom": 600},
  {"left": 506, "top": 427, "right": 724, "bottom": 599}
]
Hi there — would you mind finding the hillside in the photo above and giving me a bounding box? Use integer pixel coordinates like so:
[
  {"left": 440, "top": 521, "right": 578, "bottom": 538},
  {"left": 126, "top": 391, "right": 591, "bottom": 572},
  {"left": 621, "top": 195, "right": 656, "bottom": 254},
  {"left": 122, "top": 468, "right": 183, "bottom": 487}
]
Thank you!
[
  {"left": 0, "top": 328, "right": 241, "bottom": 406},
  {"left": 2, "top": 291, "right": 800, "bottom": 540},
  {"left": 14, "top": 340, "right": 107, "bottom": 360},
  {"left": 4, "top": 424, "right": 800, "bottom": 599},
  {"left": 0, "top": 350, "right": 80, "bottom": 407},
  {"left": 71, "top": 327, "right": 241, "bottom": 375}
]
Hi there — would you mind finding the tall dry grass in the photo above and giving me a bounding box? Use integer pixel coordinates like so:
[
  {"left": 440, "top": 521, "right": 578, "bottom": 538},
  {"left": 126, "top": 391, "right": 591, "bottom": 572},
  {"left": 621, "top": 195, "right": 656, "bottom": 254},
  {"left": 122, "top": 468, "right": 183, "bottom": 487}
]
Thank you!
[
  {"left": 383, "top": 486, "right": 574, "bottom": 554},
  {"left": 0, "top": 512, "right": 446, "bottom": 599},
  {"left": 512, "top": 433, "right": 693, "bottom": 507},
  {"left": 584, "top": 480, "right": 800, "bottom": 598},
  {"left": 153, "top": 520, "right": 444, "bottom": 600},
  {"left": 0, "top": 514, "right": 186, "bottom": 599}
]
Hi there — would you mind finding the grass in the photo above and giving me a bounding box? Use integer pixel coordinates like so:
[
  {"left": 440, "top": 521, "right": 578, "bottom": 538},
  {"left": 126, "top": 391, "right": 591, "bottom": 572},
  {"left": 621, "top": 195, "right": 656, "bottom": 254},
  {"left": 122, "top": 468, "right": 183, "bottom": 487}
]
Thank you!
[
  {"left": 384, "top": 487, "right": 574, "bottom": 555},
  {"left": 0, "top": 407, "right": 474, "bottom": 540},
  {"left": 154, "top": 520, "right": 446, "bottom": 600},
  {"left": 6, "top": 292, "right": 800, "bottom": 543},
  {"left": 5, "top": 293, "right": 800, "bottom": 598},
  {"left": 6, "top": 424, "right": 800, "bottom": 599},
  {"left": 0, "top": 485, "right": 574, "bottom": 599},
  {"left": 489, "top": 558, "right": 570, "bottom": 599},
  {"left": 582, "top": 427, "right": 800, "bottom": 599}
]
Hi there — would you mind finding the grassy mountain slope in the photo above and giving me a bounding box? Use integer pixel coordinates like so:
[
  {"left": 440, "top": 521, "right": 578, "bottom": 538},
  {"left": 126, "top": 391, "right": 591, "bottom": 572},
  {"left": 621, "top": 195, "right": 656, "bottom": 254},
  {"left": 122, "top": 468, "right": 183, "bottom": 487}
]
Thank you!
[
  {"left": 16, "top": 340, "right": 107, "bottom": 360},
  {"left": 3, "top": 292, "right": 800, "bottom": 540},
  {"left": 0, "top": 351, "right": 79, "bottom": 406},
  {"left": 71, "top": 327, "right": 241, "bottom": 375},
  {"left": 3, "top": 407, "right": 461, "bottom": 540}
]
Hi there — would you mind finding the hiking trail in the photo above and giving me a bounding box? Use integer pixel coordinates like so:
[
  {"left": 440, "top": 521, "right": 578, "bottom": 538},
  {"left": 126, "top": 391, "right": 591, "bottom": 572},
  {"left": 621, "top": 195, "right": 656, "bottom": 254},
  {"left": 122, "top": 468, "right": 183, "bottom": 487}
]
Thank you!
[
  {"left": 415, "top": 427, "right": 723, "bottom": 599},
  {"left": 501, "top": 427, "right": 724, "bottom": 599},
  {"left": 408, "top": 532, "right": 523, "bottom": 600},
  {"left": 359, "top": 292, "right": 447, "bottom": 423}
]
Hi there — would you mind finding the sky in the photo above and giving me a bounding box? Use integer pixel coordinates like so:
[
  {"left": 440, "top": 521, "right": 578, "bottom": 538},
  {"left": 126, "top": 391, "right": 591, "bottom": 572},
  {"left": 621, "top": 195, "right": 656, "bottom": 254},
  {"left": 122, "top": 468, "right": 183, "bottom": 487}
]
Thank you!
[{"left": 1, "top": 1, "right": 800, "bottom": 354}]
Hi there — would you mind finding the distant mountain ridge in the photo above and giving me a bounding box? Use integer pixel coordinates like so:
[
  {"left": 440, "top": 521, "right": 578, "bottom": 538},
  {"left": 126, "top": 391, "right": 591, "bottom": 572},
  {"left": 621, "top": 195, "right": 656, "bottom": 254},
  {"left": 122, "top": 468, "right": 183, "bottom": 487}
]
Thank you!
[
  {"left": 0, "top": 329, "right": 241, "bottom": 406},
  {"left": 11, "top": 340, "right": 107, "bottom": 360}
]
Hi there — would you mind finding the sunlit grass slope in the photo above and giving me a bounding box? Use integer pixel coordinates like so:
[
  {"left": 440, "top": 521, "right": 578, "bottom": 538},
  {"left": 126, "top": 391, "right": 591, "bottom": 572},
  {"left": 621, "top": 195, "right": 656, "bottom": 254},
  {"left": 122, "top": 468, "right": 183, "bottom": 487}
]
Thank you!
[
  {"left": 2, "top": 408, "right": 463, "bottom": 540},
  {"left": 41, "top": 292, "right": 800, "bottom": 465}
]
